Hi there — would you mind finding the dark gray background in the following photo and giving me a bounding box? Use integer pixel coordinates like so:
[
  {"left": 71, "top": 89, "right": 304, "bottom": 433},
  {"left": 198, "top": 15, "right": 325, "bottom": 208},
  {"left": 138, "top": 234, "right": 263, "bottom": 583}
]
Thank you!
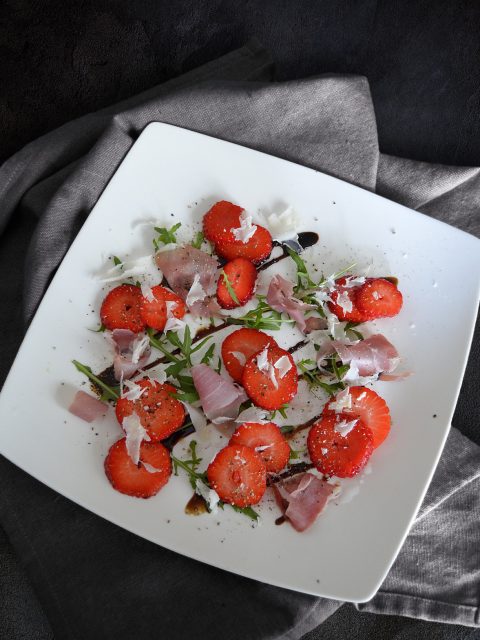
[{"left": 1, "top": 1, "right": 479, "bottom": 638}]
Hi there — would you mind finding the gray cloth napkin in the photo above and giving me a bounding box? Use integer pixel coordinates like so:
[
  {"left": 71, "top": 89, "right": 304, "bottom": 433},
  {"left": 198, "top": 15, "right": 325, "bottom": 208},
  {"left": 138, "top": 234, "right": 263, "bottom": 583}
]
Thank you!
[{"left": 0, "top": 41, "right": 479, "bottom": 639}]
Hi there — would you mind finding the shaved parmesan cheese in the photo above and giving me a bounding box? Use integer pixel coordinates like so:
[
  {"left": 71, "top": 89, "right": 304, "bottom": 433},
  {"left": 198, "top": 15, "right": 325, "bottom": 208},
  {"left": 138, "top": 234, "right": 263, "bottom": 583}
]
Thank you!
[
  {"left": 265, "top": 206, "right": 299, "bottom": 241},
  {"left": 334, "top": 418, "right": 358, "bottom": 438},
  {"left": 231, "top": 210, "right": 257, "bottom": 243},
  {"left": 256, "top": 345, "right": 278, "bottom": 389},
  {"left": 183, "top": 403, "right": 208, "bottom": 432},
  {"left": 335, "top": 291, "right": 353, "bottom": 314},
  {"left": 122, "top": 413, "right": 150, "bottom": 465},
  {"left": 230, "top": 351, "right": 247, "bottom": 367},
  {"left": 140, "top": 282, "right": 155, "bottom": 302},
  {"left": 235, "top": 406, "right": 269, "bottom": 424},
  {"left": 121, "top": 379, "right": 147, "bottom": 401},
  {"left": 274, "top": 355, "right": 292, "bottom": 379},
  {"left": 328, "top": 388, "right": 351, "bottom": 413},
  {"left": 98, "top": 255, "right": 160, "bottom": 284},
  {"left": 131, "top": 334, "right": 150, "bottom": 364},
  {"left": 142, "top": 462, "right": 161, "bottom": 474},
  {"left": 186, "top": 273, "right": 207, "bottom": 307},
  {"left": 195, "top": 480, "right": 220, "bottom": 513},
  {"left": 321, "top": 447, "right": 328, "bottom": 455},
  {"left": 164, "top": 299, "right": 187, "bottom": 334}
]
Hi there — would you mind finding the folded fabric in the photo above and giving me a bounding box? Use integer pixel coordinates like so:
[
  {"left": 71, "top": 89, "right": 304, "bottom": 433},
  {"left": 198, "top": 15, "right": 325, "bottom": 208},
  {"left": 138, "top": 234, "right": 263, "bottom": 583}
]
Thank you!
[{"left": 0, "top": 41, "right": 479, "bottom": 640}]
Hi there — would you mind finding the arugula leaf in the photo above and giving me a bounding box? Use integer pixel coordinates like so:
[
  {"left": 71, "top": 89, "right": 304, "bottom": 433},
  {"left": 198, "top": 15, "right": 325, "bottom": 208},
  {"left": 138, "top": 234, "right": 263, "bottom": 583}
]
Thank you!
[
  {"left": 269, "top": 404, "right": 289, "bottom": 420},
  {"left": 112, "top": 255, "right": 122, "bottom": 266},
  {"left": 220, "top": 270, "right": 240, "bottom": 305},
  {"left": 345, "top": 321, "right": 364, "bottom": 341},
  {"left": 286, "top": 246, "right": 317, "bottom": 289},
  {"left": 229, "top": 504, "right": 259, "bottom": 521},
  {"left": 152, "top": 222, "right": 182, "bottom": 250},
  {"left": 227, "top": 296, "right": 291, "bottom": 331},
  {"left": 89, "top": 323, "right": 106, "bottom": 333},
  {"left": 72, "top": 360, "right": 119, "bottom": 401},
  {"left": 200, "top": 343, "right": 216, "bottom": 365},
  {"left": 191, "top": 231, "right": 204, "bottom": 249}
]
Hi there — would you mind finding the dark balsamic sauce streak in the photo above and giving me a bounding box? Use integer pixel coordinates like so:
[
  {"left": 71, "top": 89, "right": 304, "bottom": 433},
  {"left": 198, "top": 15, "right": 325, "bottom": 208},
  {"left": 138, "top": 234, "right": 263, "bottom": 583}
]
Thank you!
[
  {"left": 267, "top": 461, "right": 315, "bottom": 487},
  {"left": 185, "top": 493, "right": 208, "bottom": 515},
  {"left": 275, "top": 515, "right": 287, "bottom": 526},
  {"left": 288, "top": 340, "right": 308, "bottom": 354},
  {"left": 162, "top": 421, "right": 196, "bottom": 451},
  {"left": 95, "top": 232, "right": 320, "bottom": 384}
]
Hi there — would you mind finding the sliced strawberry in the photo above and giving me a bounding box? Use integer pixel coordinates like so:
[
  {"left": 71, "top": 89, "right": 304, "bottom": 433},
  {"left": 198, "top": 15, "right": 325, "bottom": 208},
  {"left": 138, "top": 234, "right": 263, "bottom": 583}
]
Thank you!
[
  {"left": 215, "top": 225, "right": 273, "bottom": 265},
  {"left": 307, "top": 412, "right": 373, "bottom": 478},
  {"left": 140, "top": 285, "right": 186, "bottom": 331},
  {"left": 242, "top": 344, "right": 298, "bottom": 410},
  {"left": 221, "top": 328, "right": 276, "bottom": 382},
  {"left": 356, "top": 278, "right": 403, "bottom": 319},
  {"left": 216, "top": 258, "right": 257, "bottom": 309},
  {"left": 327, "top": 276, "right": 368, "bottom": 323},
  {"left": 115, "top": 379, "right": 185, "bottom": 442},
  {"left": 324, "top": 386, "right": 391, "bottom": 448},
  {"left": 229, "top": 422, "right": 290, "bottom": 473},
  {"left": 104, "top": 437, "right": 171, "bottom": 498},
  {"left": 207, "top": 444, "right": 266, "bottom": 507},
  {"left": 100, "top": 284, "right": 145, "bottom": 332},
  {"left": 203, "top": 200, "right": 243, "bottom": 244}
]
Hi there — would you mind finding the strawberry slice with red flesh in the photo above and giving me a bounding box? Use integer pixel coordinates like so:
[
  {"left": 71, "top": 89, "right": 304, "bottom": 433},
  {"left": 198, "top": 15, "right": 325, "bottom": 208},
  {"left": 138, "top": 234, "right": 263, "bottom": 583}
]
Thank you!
[
  {"left": 221, "top": 328, "right": 277, "bottom": 383},
  {"left": 217, "top": 258, "right": 257, "bottom": 309},
  {"left": 324, "top": 386, "right": 391, "bottom": 449},
  {"left": 215, "top": 225, "right": 273, "bottom": 265},
  {"left": 115, "top": 379, "right": 185, "bottom": 442},
  {"left": 229, "top": 422, "right": 290, "bottom": 473},
  {"left": 207, "top": 444, "right": 266, "bottom": 507},
  {"left": 140, "top": 285, "right": 186, "bottom": 331},
  {"left": 242, "top": 344, "right": 298, "bottom": 411},
  {"left": 104, "top": 437, "right": 172, "bottom": 498},
  {"left": 327, "top": 276, "right": 368, "bottom": 323},
  {"left": 307, "top": 412, "right": 374, "bottom": 478},
  {"left": 203, "top": 200, "right": 243, "bottom": 244},
  {"left": 356, "top": 278, "right": 403, "bottom": 319},
  {"left": 100, "top": 284, "right": 145, "bottom": 332}
]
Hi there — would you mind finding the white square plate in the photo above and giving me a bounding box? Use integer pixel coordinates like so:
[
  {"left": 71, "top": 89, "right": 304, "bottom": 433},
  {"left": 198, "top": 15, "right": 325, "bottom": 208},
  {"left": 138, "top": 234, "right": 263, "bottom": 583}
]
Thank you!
[{"left": 0, "top": 123, "right": 479, "bottom": 602}]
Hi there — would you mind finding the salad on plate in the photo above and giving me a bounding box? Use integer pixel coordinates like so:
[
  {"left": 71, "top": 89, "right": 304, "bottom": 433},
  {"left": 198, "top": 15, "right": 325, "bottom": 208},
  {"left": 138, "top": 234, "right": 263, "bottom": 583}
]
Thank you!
[{"left": 69, "top": 200, "right": 406, "bottom": 532}]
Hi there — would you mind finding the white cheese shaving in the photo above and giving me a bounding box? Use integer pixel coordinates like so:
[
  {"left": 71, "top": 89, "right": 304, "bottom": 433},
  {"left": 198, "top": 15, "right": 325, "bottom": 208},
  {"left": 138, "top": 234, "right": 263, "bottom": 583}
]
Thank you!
[
  {"left": 372, "top": 291, "right": 380, "bottom": 300},
  {"left": 231, "top": 210, "right": 257, "bottom": 243},
  {"left": 230, "top": 351, "right": 247, "bottom": 367},
  {"left": 155, "top": 242, "right": 178, "bottom": 253},
  {"left": 235, "top": 406, "right": 269, "bottom": 424},
  {"left": 183, "top": 403, "right": 208, "bottom": 432},
  {"left": 328, "top": 388, "right": 351, "bottom": 413},
  {"left": 164, "top": 300, "right": 187, "bottom": 334},
  {"left": 186, "top": 273, "right": 207, "bottom": 307},
  {"left": 256, "top": 345, "right": 278, "bottom": 389},
  {"left": 344, "top": 276, "right": 366, "bottom": 288},
  {"left": 195, "top": 480, "right": 220, "bottom": 514},
  {"left": 321, "top": 447, "right": 328, "bottom": 455},
  {"left": 142, "top": 462, "right": 161, "bottom": 474},
  {"left": 140, "top": 282, "right": 155, "bottom": 302},
  {"left": 98, "top": 255, "right": 160, "bottom": 284},
  {"left": 255, "top": 444, "right": 273, "bottom": 452},
  {"left": 265, "top": 205, "right": 299, "bottom": 241},
  {"left": 334, "top": 418, "right": 358, "bottom": 438},
  {"left": 335, "top": 291, "right": 353, "bottom": 314},
  {"left": 122, "top": 413, "right": 151, "bottom": 465},
  {"left": 342, "top": 363, "right": 378, "bottom": 386},
  {"left": 121, "top": 379, "right": 147, "bottom": 401},
  {"left": 131, "top": 334, "right": 150, "bottom": 364},
  {"left": 274, "top": 355, "right": 292, "bottom": 379}
]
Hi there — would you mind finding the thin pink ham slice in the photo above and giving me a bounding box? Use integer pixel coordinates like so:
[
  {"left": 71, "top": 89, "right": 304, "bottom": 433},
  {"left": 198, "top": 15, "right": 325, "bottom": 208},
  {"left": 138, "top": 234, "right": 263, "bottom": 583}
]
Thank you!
[
  {"left": 155, "top": 245, "right": 219, "bottom": 302},
  {"left": 68, "top": 390, "right": 107, "bottom": 423},
  {"left": 273, "top": 472, "right": 334, "bottom": 532},
  {"left": 266, "top": 274, "right": 316, "bottom": 333},
  {"left": 317, "top": 334, "right": 400, "bottom": 377},
  {"left": 111, "top": 329, "right": 150, "bottom": 381},
  {"left": 190, "top": 364, "right": 247, "bottom": 422}
]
